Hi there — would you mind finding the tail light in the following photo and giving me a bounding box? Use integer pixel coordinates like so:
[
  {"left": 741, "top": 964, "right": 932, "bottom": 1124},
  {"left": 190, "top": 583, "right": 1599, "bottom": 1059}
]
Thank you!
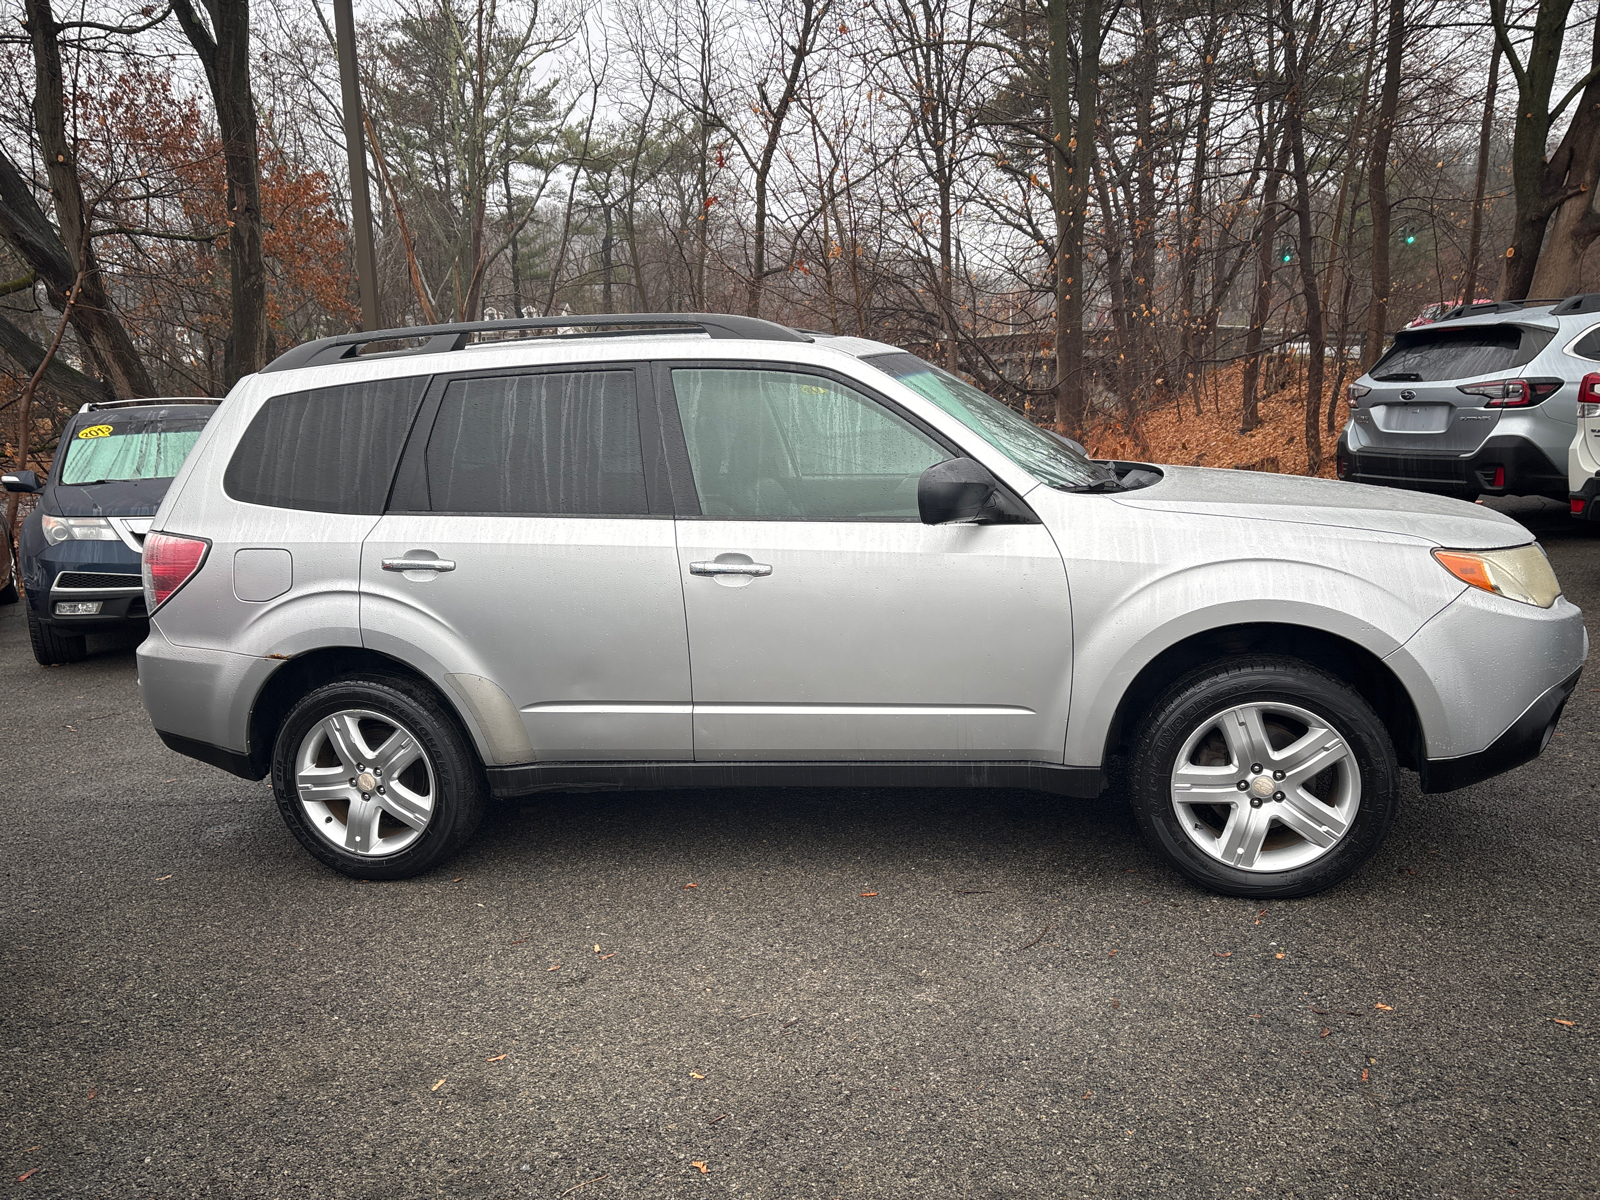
[
  {"left": 142, "top": 531, "right": 210, "bottom": 613},
  {"left": 1578, "top": 373, "right": 1600, "bottom": 419},
  {"left": 1572, "top": 498, "right": 1586, "bottom": 515},
  {"left": 1348, "top": 383, "right": 1370, "bottom": 408},
  {"left": 1457, "top": 378, "right": 1563, "bottom": 407}
]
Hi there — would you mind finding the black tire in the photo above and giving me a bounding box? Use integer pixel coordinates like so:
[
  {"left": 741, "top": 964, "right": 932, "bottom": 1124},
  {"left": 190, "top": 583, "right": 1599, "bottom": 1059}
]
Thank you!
[
  {"left": 28, "top": 608, "right": 87, "bottom": 665},
  {"left": 0, "top": 549, "right": 18, "bottom": 605},
  {"left": 1128, "top": 656, "right": 1399, "bottom": 899},
  {"left": 271, "top": 674, "right": 488, "bottom": 880}
]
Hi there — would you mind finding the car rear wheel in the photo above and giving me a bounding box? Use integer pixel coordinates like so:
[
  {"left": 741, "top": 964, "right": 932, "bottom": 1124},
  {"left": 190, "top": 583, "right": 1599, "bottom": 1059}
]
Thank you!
[
  {"left": 28, "top": 608, "right": 86, "bottom": 665},
  {"left": 1128, "top": 656, "right": 1399, "bottom": 898},
  {"left": 271, "top": 674, "right": 487, "bottom": 880}
]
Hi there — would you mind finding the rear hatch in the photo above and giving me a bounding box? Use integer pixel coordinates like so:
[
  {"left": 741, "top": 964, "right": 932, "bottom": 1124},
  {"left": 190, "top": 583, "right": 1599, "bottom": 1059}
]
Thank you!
[{"left": 1352, "top": 320, "right": 1558, "bottom": 454}]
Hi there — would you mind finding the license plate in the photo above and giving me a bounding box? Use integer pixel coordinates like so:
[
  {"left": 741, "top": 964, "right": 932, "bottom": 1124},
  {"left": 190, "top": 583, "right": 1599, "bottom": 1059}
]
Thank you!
[{"left": 1373, "top": 404, "right": 1450, "bottom": 433}]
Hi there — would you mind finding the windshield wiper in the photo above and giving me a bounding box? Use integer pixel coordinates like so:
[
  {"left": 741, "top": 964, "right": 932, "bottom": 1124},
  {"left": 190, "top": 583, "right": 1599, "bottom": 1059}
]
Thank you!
[{"left": 1064, "top": 475, "right": 1124, "bottom": 494}]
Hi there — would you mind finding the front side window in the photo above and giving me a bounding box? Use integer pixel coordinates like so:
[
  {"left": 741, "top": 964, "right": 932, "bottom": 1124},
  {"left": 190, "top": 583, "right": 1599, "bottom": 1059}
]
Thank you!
[
  {"left": 224, "top": 378, "right": 428, "bottom": 514},
  {"left": 57, "top": 414, "right": 209, "bottom": 485},
  {"left": 864, "top": 352, "right": 1103, "bottom": 490},
  {"left": 670, "top": 367, "right": 948, "bottom": 519},
  {"left": 423, "top": 370, "right": 646, "bottom": 515}
]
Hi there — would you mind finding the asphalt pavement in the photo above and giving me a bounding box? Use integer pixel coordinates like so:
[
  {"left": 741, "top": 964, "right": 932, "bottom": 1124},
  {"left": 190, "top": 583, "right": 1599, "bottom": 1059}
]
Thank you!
[{"left": 2, "top": 497, "right": 1597, "bottom": 1199}]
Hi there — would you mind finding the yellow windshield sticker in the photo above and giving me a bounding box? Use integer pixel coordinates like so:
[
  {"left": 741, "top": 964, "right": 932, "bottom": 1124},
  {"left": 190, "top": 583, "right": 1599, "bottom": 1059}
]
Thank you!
[{"left": 78, "top": 424, "right": 113, "bottom": 439}]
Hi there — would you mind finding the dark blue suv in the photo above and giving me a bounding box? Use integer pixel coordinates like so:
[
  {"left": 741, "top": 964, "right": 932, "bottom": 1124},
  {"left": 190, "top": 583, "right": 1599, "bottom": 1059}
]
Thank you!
[{"left": 2, "top": 399, "right": 215, "bottom": 664}]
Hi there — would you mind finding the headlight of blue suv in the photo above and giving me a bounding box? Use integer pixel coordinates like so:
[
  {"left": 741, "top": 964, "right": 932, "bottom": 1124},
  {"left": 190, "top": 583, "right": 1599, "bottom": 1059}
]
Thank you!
[{"left": 40, "top": 514, "right": 119, "bottom": 545}]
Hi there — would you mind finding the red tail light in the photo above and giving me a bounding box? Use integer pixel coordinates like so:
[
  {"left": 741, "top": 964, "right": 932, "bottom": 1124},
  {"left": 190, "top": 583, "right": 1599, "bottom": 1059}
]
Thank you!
[
  {"left": 1579, "top": 373, "right": 1600, "bottom": 418},
  {"left": 142, "top": 531, "right": 209, "bottom": 612},
  {"left": 1572, "top": 498, "right": 1586, "bottom": 515}
]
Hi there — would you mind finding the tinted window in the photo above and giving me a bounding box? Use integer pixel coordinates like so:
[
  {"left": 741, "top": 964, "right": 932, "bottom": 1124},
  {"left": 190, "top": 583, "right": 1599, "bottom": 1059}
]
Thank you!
[
  {"left": 1572, "top": 324, "right": 1600, "bottom": 361},
  {"left": 57, "top": 412, "right": 210, "bottom": 485},
  {"left": 424, "top": 370, "right": 645, "bottom": 514},
  {"left": 224, "top": 378, "right": 427, "bottom": 513},
  {"left": 1371, "top": 326, "right": 1529, "bottom": 381},
  {"left": 671, "top": 367, "right": 947, "bottom": 519}
]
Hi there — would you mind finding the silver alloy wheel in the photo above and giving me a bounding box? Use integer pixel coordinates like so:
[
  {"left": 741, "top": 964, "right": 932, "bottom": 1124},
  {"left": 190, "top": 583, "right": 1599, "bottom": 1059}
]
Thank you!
[
  {"left": 295, "top": 708, "right": 436, "bottom": 857},
  {"left": 1169, "top": 701, "right": 1361, "bottom": 873}
]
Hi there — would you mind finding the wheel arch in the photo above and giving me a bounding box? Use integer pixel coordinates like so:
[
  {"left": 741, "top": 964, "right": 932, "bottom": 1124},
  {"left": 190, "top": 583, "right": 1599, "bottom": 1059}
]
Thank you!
[
  {"left": 1100, "top": 622, "right": 1424, "bottom": 772},
  {"left": 245, "top": 646, "right": 491, "bottom": 778}
]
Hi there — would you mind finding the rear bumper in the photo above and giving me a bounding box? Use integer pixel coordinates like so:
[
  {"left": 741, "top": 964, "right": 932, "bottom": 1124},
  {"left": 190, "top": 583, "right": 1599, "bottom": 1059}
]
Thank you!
[
  {"left": 1569, "top": 475, "right": 1600, "bottom": 520},
  {"left": 1337, "top": 432, "right": 1567, "bottom": 500},
  {"left": 1418, "top": 667, "right": 1581, "bottom": 792}
]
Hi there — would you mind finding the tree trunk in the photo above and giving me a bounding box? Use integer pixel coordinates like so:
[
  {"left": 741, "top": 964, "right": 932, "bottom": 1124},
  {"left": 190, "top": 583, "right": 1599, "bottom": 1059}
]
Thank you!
[
  {"left": 1177, "top": 2, "right": 1220, "bottom": 401},
  {"left": 1280, "top": 0, "right": 1326, "bottom": 474},
  {"left": 1242, "top": 131, "right": 1290, "bottom": 433},
  {"left": 1527, "top": 10, "right": 1600, "bottom": 298},
  {"left": 18, "top": 0, "right": 154, "bottom": 397},
  {"left": 1461, "top": 45, "right": 1500, "bottom": 303},
  {"left": 1047, "top": 0, "right": 1101, "bottom": 437},
  {"left": 172, "top": 0, "right": 268, "bottom": 384},
  {"left": 1363, "top": 0, "right": 1404, "bottom": 369}
]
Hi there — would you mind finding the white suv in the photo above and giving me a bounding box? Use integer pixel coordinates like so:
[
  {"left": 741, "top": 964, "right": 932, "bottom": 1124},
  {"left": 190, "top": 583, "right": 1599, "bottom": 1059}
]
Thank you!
[{"left": 137, "top": 315, "right": 1586, "bottom": 897}]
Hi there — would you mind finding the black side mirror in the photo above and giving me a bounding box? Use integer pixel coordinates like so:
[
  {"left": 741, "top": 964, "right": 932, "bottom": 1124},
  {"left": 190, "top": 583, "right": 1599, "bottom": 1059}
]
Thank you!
[
  {"left": 1, "top": 470, "right": 41, "bottom": 493},
  {"left": 918, "top": 458, "right": 999, "bottom": 524}
]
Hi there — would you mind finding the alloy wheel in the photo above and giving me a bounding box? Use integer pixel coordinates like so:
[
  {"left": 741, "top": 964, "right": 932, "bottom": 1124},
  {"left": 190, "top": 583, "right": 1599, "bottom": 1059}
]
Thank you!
[
  {"left": 1169, "top": 701, "right": 1361, "bottom": 872},
  {"left": 294, "top": 708, "right": 436, "bottom": 857}
]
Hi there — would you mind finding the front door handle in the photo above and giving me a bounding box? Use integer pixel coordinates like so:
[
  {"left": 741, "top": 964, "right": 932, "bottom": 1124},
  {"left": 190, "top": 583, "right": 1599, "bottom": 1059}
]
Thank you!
[
  {"left": 690, "top": 561, "right": 772, "bottom": 578},
  {"left": 382, "top": 557, "right": 456, "bottom": 573}
]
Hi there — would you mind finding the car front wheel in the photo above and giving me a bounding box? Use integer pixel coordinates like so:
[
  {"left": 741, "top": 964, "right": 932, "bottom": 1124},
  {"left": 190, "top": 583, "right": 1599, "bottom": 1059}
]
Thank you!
[
  {"left": 1128, "top": 656, "right": 1399, "bottom": 898},
  {"left": 271, "top": 674, "right": 487, "bottom": 880}
]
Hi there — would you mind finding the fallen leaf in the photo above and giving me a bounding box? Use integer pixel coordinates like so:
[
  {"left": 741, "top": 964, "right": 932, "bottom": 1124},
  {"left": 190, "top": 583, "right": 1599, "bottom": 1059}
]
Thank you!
[
  {"left": 691, "top": 1161, "right": 708, "bottom": 1173},
  {"left": 1082, "top": 1089, "right": 1093, "bottom": 1099},
  {"left": 1374, "top": 1002, "right": 1393, "bottom": 1012},
  {"left": 593, "top": 944, "right": 601, "bottom": 952},
  {"left": 17, "top": 1168, "right": 38, "bottom": 1182},
  {"left": 155, "top": 875, "right": 173, "bottom": 882},
  {"left": 1249, "top": 1013, "right": 1263, "bottom": 1019},
  {"left": 486, "top": 1054, "right": 507, "bottom": 1062},
  {"left": 452, "top": 877, "right": 463, "bottom": 882},
  {"left": 548, "top": 963, "right": 562, "bottom": 972},
  {"left": 1110, "top": 998, "right": 1121, "bottom": 1008},
  {"left": 690, "top": 1072, "right": 705, "bottom": 1079},
  {"left": 1107, "top": 949, "right": 1119, "bottom": 957},
  {"left": 1213, "top": 951, "right": 1232, "bottom": 959},
  {"left": 1361, "top": 1069, "right": 1370, "bottom": 1082},
  {"left": 1320, "top": 1028, "right": 1330, "bottom": 1038},
  {"left": 163, "top": 778, "right": 176, "bottom": 783},
  {"left": 431, "top": 1078, "right": 446, "bottom": 1091},
  {"left": 1275, "top": 952, "right": 1286, "bottom": 960},
  {"left": 860, "top": 892, "right": 878, "bottom": 897},
  {"left": 683, "top": 883, "right": 698, "bottom": 889},
  {"left": 86, "top": 1089, "right": 95, "bottom": 1099},
  {"left": 600, "top": 952, "right": 616, "bottom": 960},
  {"left": 1553, "top": 1018, "right": 1576, "bottom": 1027}
]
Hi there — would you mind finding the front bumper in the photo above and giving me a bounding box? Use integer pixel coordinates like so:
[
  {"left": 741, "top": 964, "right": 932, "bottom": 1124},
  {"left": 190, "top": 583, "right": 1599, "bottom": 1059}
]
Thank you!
[
  {"left": 1419, "top": 667, "right": 1582, "bottom": 792},
  {"left": 22, "top": 539, "right": 147, "bottom": 630},
  {"left": 1337, "top": 432, "right": 1568, "bottom": 501}
]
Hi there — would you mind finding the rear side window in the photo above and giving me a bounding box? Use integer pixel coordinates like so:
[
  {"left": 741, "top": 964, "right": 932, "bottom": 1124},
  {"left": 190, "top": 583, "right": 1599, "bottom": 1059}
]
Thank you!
[
  {"left": 1371, "top": 326, "right": 1545, "bottom": 382},
  {"left": 1572, "top": 324, "right": 1600, "bottom": 361},
  {"left": 223, "top": 377, "right": 428, "bottom": 513},
  {"left": 422, "top": 370, "right": 646, "bottom": 515}
]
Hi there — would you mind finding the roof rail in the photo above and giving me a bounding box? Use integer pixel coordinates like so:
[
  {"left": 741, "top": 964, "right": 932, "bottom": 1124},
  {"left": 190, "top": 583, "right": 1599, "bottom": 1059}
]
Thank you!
[
  {"left": 1550, "top": 292, "right": 1600, "bottom": 316},
  {"left": 78, "top": 396, "right": 220, "bottom": 413},
  {"left": 261, "top": 313, "right": 813, "bottom": 374}
]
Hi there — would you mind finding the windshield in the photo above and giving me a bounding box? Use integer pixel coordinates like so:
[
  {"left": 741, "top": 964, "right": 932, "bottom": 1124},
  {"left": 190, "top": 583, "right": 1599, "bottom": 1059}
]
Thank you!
[
  {"left": 865, "top": 352, "right": 1104, "bottom": 489},
  {"left": 56, "top": 415, "right": 209, "bottom": 485}
]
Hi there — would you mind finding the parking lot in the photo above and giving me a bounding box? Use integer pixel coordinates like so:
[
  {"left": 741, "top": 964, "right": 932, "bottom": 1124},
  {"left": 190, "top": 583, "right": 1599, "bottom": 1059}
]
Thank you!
[{"left": 0, "top": 497, "right": 1596, "bottom": 1199}]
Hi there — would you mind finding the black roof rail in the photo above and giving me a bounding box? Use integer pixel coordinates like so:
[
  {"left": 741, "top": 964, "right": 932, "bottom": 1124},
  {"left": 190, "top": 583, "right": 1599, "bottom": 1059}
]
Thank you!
[
  {"left": 79, "top": 396, "right": 220, "bottom": 413},
  {"left": 1550, "top": 292, "right": 1600, "bottom": 316},
  {"left": 261, "top": 313, "right": 813, "bottom": 374}
]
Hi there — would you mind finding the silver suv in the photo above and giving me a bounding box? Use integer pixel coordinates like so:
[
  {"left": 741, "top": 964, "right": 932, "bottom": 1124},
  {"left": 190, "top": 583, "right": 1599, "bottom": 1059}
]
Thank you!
[
  {"left": 138, "top": 315, "right": 1587, "bottom": 897},
  {"left": 1338, "top": 292, "right": 1600, "bottom": 499}
]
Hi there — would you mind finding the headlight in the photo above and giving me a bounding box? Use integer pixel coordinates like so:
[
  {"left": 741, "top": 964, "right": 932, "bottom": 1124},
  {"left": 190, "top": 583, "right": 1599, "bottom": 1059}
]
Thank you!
[
  {"left": 1433, "top": 544, "right": 1561, "bottom": 608},
  {"left": 40, "top": 514, "right": 119, "bottom": 545}
]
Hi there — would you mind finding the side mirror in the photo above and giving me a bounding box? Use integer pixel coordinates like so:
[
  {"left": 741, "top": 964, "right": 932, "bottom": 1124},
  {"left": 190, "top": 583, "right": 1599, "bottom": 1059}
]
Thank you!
[
  {"left": 918, "top": 458, "right": 999, "bottom": 524},
  {"left": 1, "top": 470, "right": 41, "bottom": 494},
  {"left": 1048, "top": 430, "right": 1089, "bottom": 457}
]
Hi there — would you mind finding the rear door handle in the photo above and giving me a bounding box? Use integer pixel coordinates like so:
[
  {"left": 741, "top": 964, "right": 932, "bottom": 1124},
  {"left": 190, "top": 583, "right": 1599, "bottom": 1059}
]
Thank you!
[
  {"left": 690, "top": 561, "right": 772, "bottom": 577},
  {"left": 382, "top": 557, "right": 456, "bottom": 573}
]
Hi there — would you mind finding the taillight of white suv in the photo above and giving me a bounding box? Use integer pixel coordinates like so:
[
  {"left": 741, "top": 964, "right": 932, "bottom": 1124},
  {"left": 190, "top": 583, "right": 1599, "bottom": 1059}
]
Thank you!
[
  {"left": 142, "top": 531, "right": 209, "bottom": 613},
  {"left": 1576, "top": 372, "right": 1600, "bottom": 419}
]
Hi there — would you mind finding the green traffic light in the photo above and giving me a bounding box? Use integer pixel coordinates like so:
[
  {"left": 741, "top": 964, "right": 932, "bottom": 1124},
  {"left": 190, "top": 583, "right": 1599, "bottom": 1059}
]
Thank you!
[
  {"left": 1405, "top": 233, "right": 1416, "bottom": 245},
  {"left": 1282, "top": 252, "right": 1292, "bottom": 263}
]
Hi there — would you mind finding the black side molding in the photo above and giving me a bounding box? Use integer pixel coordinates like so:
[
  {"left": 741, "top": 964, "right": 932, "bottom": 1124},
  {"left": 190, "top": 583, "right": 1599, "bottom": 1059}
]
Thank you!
[
  {"left": 1419, "top": 667, "right": 1582, "bottom": 793},
  {"left": 156, "top": 730, "right": 266, "bottom": 781},
  {"left": 484, "top": 760, "right": 1102, "bottom": 802}
]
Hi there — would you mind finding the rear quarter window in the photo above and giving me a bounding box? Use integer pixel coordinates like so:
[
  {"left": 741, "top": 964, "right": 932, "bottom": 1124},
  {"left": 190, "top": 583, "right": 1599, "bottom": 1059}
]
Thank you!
[
  {"left": 1372, "top": 325, "right": 1551, "bottom": 381},
  {"left": 223, "top": 377, "right": 428, "bottom": 513},
  {"left": 1572, "top": 324, "right": 1600, "bottom": 361}
]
